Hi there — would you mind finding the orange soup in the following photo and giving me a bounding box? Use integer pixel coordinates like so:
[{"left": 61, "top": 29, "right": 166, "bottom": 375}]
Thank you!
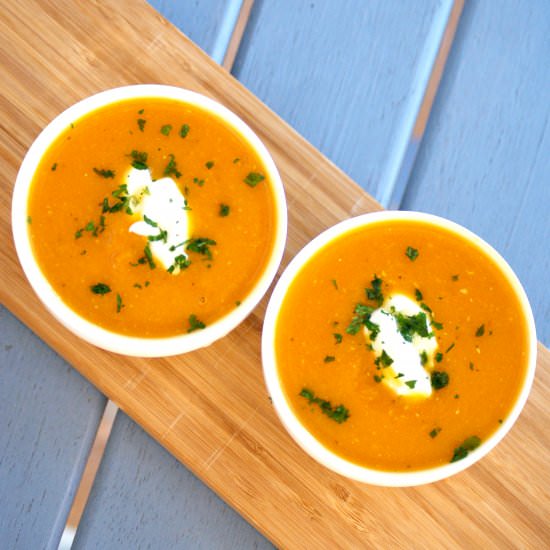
[
  {"left": 274, "top": 219, "right": 530, "bottom": 471},
  {"left": 27, "top": 97, "right": 278, "bottom": 337}
]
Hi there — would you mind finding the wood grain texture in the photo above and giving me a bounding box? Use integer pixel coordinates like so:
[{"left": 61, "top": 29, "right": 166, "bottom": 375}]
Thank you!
[
  {"left": 73, "top": 411, "right": 272, "bottom": 549},
  {"left": 0, "top": 1, "right": 549, "bottom": 548},
  {"left": 0, "top": 306, "right": 106, "bottom": 550},
  {"left": 402, "top": 0, "right": 550, "bottom": 346}
]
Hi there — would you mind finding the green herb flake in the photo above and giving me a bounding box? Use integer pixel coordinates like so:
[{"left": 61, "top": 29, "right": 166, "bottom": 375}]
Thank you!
[
  {"left": 75, "top": 229, "right": 83, "bottom": 239},
  {"left": 331, "top": 279, "right": 338, "bottom": 290},
  {"left": 420, "top": 350, "right": 428, "bottom": 365},
  {"left": 446, "top": 342, "right": 455, "bottom": 353},
  {"left": 143, "top": 215, "right": 158, "bottom": 228},
  {"left": 299, "top": 388, "right": 349, "bottom": 423},
  {"left": 179, "top": 124, "right": 190, "bottom": 138},
  {"left": 415, "top": 288, "right": 423, "bottom": 301},
  {"left": 161, "top": 124, "right": 172, "bottom": 136},
  {"left": 376, "top": 349, "right": 394, "bottom": 367},
  {"left": 373, "top": 374, "right": 384, "bottom": 383},
  {"left": 435, "top": 352, "right": 443, "bottom": 363},
  {"left": 137, "top": 118, "right": 146, "bottom": 132},
  {"left": 405, "top": 246, "right": 419, "bottom": 261},
  {"left": 193, "top": 177, "right": 205, "bottom": 187},
  {"left": 451, "top": 274, "right": 460, "bottom": 281},
  {"left": 219, "top": 204, "right": 230, "bottom": 217},
  {"left": 429, "top": 427, "right": 441, "bottom": 438},
  {"left": 333, "top": 333, "right": 343, "bottom": 344},
  {"left": 394, "top": 311, "right": 431, "bottom": 342},
  {"left": 205, "top": 161, "right": 215, "bottom": 169},
  {"left": 90, "top": 283, "right": 111, "bottom": 295},
  {"left": 187, "top": 314, "right": 206, "bottom": 333},
  {"left": 116, "top": 293, "right": 124, "bottom": 313},
  {"left": 420, "top": 302, "right": 432, "bottom": 314},
  {"left": 186, "top": 237, "right": 217, "bottom": 260},
  {"left": 93, "top": 167, "right": 116, "bottom": 179},
  {"left": 365, "top": 275, "right": 383, "bottom": 306},
  {"left": 244, "top": 172, "right": 265, "bottom": 187},
  {"left": 346, "top": 303, "right": 379, "bottom": 340},
  {"left": 405, "top": 380, "right": 417, "bottom": 389},
  {"left": 450, "top": 435, "right": 481, "bottom": 463},
  {"left": 475, "top": 324, "right": 485, "bottom": 337},
  {"left": 469, "top": 362, "right": 475, "bottom": 371},
  {"left": 51, "top": 163, "right": 58, "bottom": 171},
  {"left": 144, "top": 243, "right": 156, "bottom": 270},
  {"left": 26, "top": 216, "right": 32, "bottom": 224},
  {"left": 431, "top": 370, "right": 449, "bottom": 390},
  {"left": 233, "top": 157, "right": 240, "bottom": 164},
  {"left": 164, "top": 154, "right": 181, "bottom": 178},
  {"left": 432, "top": 320, "right": 444, "bottom": 330},
  {"left": 138, "top": 109, "right": 144, "bottom": 115},
  {"left": 324, "top": 355, "right": 336, "bottom": 363},
  {"left": 130, "top": 150, "right": 148, "bottom": 170}
]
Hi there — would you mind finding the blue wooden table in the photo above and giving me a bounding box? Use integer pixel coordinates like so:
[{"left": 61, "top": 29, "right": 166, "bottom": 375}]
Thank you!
[{"left": 1, "top": 1, "right": 548, "bottom": 548}]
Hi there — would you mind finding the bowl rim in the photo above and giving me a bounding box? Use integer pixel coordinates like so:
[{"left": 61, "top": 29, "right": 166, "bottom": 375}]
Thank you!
[
  {"left": 12, "top": 84, "right": 287, "bottom": 357},
  {"left": 261, "top": 210, "right": 537, "bottom": 486}
]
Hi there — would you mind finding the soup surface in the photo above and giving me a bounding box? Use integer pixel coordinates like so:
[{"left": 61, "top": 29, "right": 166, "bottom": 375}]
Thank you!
[
  {"left": 27, "top": 97, "right": 277, "bottom": 337},
  {"left": 275, "top": 220, "right": 529, "bottom": 471}
]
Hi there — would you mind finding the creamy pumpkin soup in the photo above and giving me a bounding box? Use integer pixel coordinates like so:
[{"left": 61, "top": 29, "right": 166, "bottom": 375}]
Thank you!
[
  {"left": 25, "top": 95, "right": 279, "bottom": 338},
  {"left": 273, "top": 218, "right": 531, "bottom": 471}
]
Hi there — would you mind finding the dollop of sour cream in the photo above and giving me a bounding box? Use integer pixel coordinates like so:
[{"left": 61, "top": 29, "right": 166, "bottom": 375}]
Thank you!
[
  {"left": 125, "top": 167, "right": 190, "bottom": 273},
  {"left": 365, "top": 294, "right": 438, "bottom": 398}
]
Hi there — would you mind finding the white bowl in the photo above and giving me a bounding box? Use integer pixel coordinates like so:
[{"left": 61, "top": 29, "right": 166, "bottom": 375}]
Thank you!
[
  {"left": 12, "top": 85, "right": 287, "bottom": 357},
  {"left": 262, "top": 211, "right": 537, "bottom": 486}
]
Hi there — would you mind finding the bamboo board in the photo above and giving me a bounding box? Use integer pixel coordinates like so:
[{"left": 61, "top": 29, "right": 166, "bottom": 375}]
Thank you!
[{"left": 1, "top": 1, "right": 549, "bottom": 547}]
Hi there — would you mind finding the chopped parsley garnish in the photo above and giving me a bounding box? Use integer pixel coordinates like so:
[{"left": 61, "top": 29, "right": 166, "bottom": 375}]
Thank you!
[
  {"left": 116, "top": 293, "right": 124, "bottom": 313},
  {"left": 331, "top": 279, "right": 338, "bottom": 290},
  {"left": 405, "top": 380, "right": 417, "bottom": 389},
  {"left": 431, "top": 370, "right": 449, "bottom": 390},
  {"left": 193, "top": 177, "right": 205, "bottom": 187},
  {"left": 451, "top": 274, "right": 460, "bottom": 281},
  {"left": 420, "top": 302, "right": 432, "bottom": 314},
  {"left": 373, "top": 374, "right": 384, "bottom": 383},
  {"left": 130, "top": 150, "right": 148, "bottom": 170},
  {"left": 405, "top": 246, "right": 419, "bottom": 261},
  {"left": 187, "top": 314, "right": 206, "bottom": 333},
  {"left": 161, "top": 124, "right": 172, "bottom": 136},
  {"left": 143, "top": 215, "right": 158, "bottom": 227},
  {"left": 415, "top": 288, "right": 423, "bottom": 301},
  {"left": 244, "top": 172, "right": 265, "bottom": 187},
  {"left": 365, "top": 275, "right": 383, "bottom": 306},
  {"left": 299, "top": 388, "right": 349, "bottom": 424},
  {"left": 394, "top": 311, "right": 431, "bottom": 342},
  {"left": 179, "top": 124, "right": 190, "bottom": 138},
  {"left": 163, "top": 154, "right": 181, "bottom": 178},
  {"left": 233, "top": 157, "right": 240, "bottom": 164},
  {"left": 137, "top": 118, "right": 146, "bottom": 132},
  {"left": 346, "top": 303, "right": 379, "bottom": 340},
  {"left": 51, "top": 163, "right": 57, "bottom": 171},
  {"left": 167, "top": 254, "right": 191, "bottom": 274},
  {"left": 323, "top": 355, "right": 336, "bottom": 363},
  {"left": 147, "top": 229, "right": 168, "bottom": 243},
  {"left": 219, "top": 203, "right": 230, "bottom": 217},
  {"left": 475, "top": 324, "right": 485, "bottom": 337},
  {"left": 450, "top": 435, "right": 481, "bottom": 463},
  {"left": 435, "top": 352, "right": 443, "bottom": 363},
  {"left": 26, "top": 216, "right": 32, "bottom": 224},
  {"left": 143, "top": 243, "right": 156, "bottom": 269},
  {"left": 185, "top": 237, "right": 216, "bottom": 260},
  {"left": 429, "top": 427, "right": 441, "bottom": 438},
  {"left": 90, "top": 283, "right": 111, "bottom": 295},
  {"left": 446, "top": 342, "right": 455, "bottom": 353},
  {"left": 333, "top": 333, "right": 343, "bottom": 344},
  {"left": 375, "top": 349, "right": 394, "bottom": 367},
  {"left": 205, "top": 161, "right": 214, "bottom": 169},
  {"left": 420, "top": 350, "right": 428, "bottom": 365},
  {"left": 432, "top": 320, "right": 444, "bottom": 330}
]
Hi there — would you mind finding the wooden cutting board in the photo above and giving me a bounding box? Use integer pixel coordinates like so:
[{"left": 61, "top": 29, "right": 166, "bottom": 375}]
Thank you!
[{"left": 1, "top": 1, "right": 548, "bottom": 547}]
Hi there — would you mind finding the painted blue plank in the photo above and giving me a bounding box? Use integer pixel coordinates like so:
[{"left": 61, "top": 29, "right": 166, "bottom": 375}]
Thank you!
[
  {"left": 0, "top": 305, "right": 106, "bottom": 550},
  {"left": 401, "top": 0, "right": 550, "bottom": 345},
  {"left": 232, "top": 0, "right": 453, "bottom": 203},
  {"left": 73, "top": 412, "right": 273, "bottom": 549},
  {"left": 147, "top": 0, "right": 240, "bottom": 63}
]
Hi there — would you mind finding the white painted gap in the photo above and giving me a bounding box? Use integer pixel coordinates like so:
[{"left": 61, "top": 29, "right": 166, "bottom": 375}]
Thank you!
[{"left": 381, "top": 0, "right": 464, "bottom": 209}]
